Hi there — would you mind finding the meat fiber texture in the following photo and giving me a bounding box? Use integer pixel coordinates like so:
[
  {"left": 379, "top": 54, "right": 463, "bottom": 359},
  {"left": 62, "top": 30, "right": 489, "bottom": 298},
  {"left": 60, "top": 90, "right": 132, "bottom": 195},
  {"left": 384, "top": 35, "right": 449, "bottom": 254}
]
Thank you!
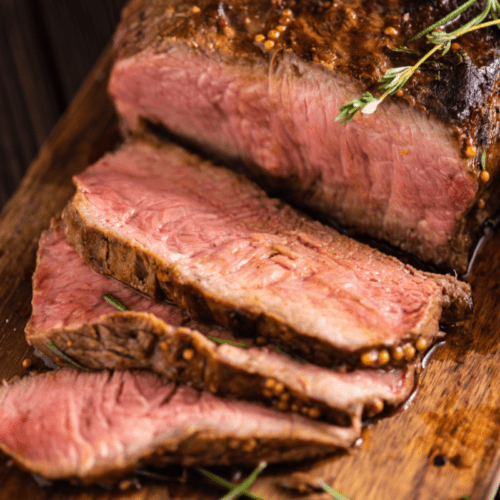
[
  {"left": 62, "top": 140, "right": 471, "bottom": 369},
  {"left": 26, "top": 221, "right": 416, "bottom": 428},
  {"left": 0, "top": 369, "right": 360, "bottom": 483},
  {"left": 109, "top": 0, "right": 500, "bottom": 273}
]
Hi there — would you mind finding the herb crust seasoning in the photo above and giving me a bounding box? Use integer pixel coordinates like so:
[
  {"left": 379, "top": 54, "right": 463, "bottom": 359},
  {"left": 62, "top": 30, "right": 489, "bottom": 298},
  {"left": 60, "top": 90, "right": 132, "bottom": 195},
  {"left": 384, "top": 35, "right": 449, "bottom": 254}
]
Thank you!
[{"left": 109, "top": 0, "right": 500, "bottom": 272}]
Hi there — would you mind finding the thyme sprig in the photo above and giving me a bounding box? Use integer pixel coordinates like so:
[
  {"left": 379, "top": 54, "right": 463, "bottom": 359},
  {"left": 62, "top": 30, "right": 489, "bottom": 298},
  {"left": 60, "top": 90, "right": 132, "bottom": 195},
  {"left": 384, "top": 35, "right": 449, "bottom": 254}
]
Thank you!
[
  {"left": 427, "top": 18, "right": 500, "bottom": 54},
  {"left": 335, "top": 0, "right": 500, "bottom": 123},
  {"left": 335, "top": 44, "right": 443, "bottom": 123},
  {"left": 335, "top": 92, "right": 380, "bottom": 124},
  {"left": 411, "top": 0, "right": 500, "bottom": 44}
]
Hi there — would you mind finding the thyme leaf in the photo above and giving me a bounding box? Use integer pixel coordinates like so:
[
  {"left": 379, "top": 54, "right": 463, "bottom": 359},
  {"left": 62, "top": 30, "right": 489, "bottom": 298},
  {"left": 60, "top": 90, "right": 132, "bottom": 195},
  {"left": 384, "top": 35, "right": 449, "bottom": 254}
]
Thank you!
[
  {"left": 335, "top": 92, "right": 380, "bottom": 124},
  {"left": 103, "top": 293, "right": 127, "bottom": 311},
  {"left": 378, "top": 66, "right": 412, "bottom": 92},
  {"left": 481, "top": 151, "right": 487, "bottom": 170}
]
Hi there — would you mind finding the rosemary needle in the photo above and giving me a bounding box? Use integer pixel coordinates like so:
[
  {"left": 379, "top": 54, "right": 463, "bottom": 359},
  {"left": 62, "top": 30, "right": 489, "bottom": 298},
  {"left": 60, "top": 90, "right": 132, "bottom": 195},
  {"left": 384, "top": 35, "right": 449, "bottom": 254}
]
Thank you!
[
  {"left": 45, "top": 342, "right": 92, "bottom": 371},
  {"left": 103, "top": 293, "right": 127, "bottom": 311},
  {"left": 318, "top": 479, "right": 354, "bottom": 500},
  {"left": 207, "top": 336, "right": 249, "bottom": 348},
  {"left": 220, "top": 462, "right": 268, "bottom": 500},
  {"left": 197, "top": 465, "right": 270, "bottom": 500}
]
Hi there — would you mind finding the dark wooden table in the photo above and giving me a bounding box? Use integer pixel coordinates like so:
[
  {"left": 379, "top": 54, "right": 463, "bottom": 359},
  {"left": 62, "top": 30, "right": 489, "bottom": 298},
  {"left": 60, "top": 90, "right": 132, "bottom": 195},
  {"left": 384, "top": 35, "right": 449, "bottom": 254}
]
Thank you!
[{"left": 0, "top": 0, "right": 127, "bottom": 210}]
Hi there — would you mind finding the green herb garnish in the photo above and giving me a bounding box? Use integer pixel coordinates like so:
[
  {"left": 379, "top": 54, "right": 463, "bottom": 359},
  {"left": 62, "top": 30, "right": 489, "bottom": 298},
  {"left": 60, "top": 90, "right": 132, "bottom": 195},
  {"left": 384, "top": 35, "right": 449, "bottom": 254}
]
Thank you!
[
  {"left": 336, "top": 1, "right": 500, "bottom": 123},
  {"left": 196, "top": 465, "right": 355, "bottom": 500},
  {"left": 318, "top": 480, "right": 354, "bottom": 500},
  {"left": 410, "top": 0, "right": 500, "bottom": 45},
  {"left": 198, "top": 463, "right": 269, "bottom": 500},
  {"left": 207, "top": 336, "right": 249, "bottom": 348},
  {"left": 45, "top": 342, "right": 92, "bottom": 371},
  {"left": 103, "top": 293, "right": 127, "bottom": 311},
  {"left": 390, "top": 45, "right": 416, "bottom": 55}
]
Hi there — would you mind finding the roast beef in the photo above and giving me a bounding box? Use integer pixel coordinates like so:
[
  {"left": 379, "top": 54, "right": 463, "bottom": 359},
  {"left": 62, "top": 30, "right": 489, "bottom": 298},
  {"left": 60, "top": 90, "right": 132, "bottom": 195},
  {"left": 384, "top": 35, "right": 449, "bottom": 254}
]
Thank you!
[
  {"left": 62, "top": 140, "right": 472, "bottom": 369},
  {"left": 0, "top": 369, "right": 359, "bottom": 483},
  {"left": 108, "top": 0, "right": 500, "bottom": 272},
  {"left": 27, "top": 222, "right": 416, "bottom": 427}
]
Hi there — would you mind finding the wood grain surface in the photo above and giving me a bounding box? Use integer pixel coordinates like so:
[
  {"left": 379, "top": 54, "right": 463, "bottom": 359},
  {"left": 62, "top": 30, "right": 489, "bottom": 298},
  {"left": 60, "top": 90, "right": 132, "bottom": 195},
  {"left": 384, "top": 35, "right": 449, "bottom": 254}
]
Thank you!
[
  {"left": 1, "top": 40, "right": 500, "bottom": 500},
  {"left": 0, "top": 0, "right": 127, "bottom": 209}
]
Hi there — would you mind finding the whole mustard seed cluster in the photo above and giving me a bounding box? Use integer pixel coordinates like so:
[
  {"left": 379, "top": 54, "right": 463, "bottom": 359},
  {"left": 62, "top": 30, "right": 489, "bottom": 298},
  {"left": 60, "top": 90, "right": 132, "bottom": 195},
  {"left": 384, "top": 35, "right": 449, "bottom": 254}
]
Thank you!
[
  {"left": 254, "top": 7, "right": 293, "bottom": 51},
  {"left": 360, "top": 336, "right": 428, "bottom": 368}
]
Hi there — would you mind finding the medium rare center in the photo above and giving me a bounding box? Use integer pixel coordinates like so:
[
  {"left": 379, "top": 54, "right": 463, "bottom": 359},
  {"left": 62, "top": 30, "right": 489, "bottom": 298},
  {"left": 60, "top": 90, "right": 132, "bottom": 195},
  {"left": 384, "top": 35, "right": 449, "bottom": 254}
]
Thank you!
[{"left": 63, "top": 140, "right": 471, "bottom": 368}]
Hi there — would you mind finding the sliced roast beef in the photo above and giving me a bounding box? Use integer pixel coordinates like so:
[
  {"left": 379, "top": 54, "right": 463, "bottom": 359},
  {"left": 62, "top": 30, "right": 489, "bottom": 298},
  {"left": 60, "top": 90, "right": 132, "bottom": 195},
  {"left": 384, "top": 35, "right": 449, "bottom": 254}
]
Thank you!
[
  {"left": 108, "top": 0, "right": 500, "bottom": 272},
  {"left": 26, "top": 222, "right": 416, "bottom": 427},
  {"left": 0, "top": 369, "right": 359, "bottom": 483},
  {"left": 62, "top": 140, "right": 471, "bottom": 369}
]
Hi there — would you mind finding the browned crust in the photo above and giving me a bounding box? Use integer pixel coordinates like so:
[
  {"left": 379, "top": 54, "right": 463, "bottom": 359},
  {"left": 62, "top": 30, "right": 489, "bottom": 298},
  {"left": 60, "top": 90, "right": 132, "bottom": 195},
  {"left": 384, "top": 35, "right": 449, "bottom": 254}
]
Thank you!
[
  {"left": 113, "top": 0, "right": 500, "bottom": 130},
  {"left": 28, "top": 314, "right": 353, "bottom": 427},
  {"left": 61, "top": 193, "right": 471, "bottom": 369},
  {"left": 28, "top": 310, "right": 419, "bottom": 427},
  {"left": 111, "top": 0, "right": 500, "bottom": 272},
  {"left": 112, "top": 0, "right": 500, "bottom": 164}
]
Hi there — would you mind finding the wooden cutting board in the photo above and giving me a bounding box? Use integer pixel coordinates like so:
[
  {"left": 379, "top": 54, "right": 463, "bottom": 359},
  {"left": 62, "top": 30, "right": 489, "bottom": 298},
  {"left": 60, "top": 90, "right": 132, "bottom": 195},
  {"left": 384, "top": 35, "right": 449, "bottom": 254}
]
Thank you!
[{"left": 1, "top": 46, "right": 500, "bottom": 500}]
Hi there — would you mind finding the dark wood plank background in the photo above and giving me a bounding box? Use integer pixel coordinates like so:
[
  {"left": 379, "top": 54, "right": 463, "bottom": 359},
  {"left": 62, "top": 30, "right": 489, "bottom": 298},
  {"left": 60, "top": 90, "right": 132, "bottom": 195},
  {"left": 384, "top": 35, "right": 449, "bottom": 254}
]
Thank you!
[{"left": 0, "top": 0, "right": 127, "bottom": 210}]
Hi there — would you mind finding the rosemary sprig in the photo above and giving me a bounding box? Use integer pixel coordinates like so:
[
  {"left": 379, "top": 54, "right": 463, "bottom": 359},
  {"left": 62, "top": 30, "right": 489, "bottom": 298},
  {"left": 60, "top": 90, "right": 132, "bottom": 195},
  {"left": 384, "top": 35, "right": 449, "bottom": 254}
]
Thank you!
[
  {"left": 103, "top": 293, "right": 127, "bottom": 311},
  {"left": 220, "top": 462, "right": 268, "bottom": 500},
  {"left": 336, "top": 1, "right": 500, "bottom": 123},
  {"left": 45, "top": 342, "right": 92, "bottom": 371},
  {"left": 135, "top": 469, "right": 170, "bottom": 480},
  {"left": 198, "top": 465, "right": 353, "bottom": 500},
  {"left": 197, "top": 463, "right": 269, "bottom": 500},
  {"left": 207, "top": 336, "right": 249, "bottom": 348}
]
